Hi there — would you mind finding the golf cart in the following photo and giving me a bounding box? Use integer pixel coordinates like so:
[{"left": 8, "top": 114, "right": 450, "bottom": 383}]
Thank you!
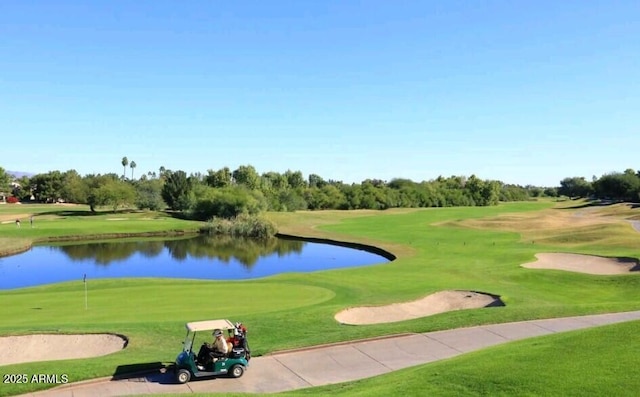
[{"left": 174, "top": 319, "right": 250, "bottom": 384}]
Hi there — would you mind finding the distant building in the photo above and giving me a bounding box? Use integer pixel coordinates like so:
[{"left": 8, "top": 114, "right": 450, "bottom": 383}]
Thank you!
[{"left": 1, "top": 180, "right": 23, "bottom": 203}]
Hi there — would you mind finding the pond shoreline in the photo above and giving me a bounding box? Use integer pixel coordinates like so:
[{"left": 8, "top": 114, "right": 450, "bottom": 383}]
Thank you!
[
  {"left": 275, "top": 233, "right": 396, "bottom": 261},
  {"left": 0, "top": 230, "right": 200, "bottom": 259},
  {"left": 1, "top": 232, "right": 390, "bottom": 289},
  {"left": 0, "top": 230, "right": 396, "bottom": 264},
  {"left": 0, "top": 243, "right": 32, "bottom": 258}
]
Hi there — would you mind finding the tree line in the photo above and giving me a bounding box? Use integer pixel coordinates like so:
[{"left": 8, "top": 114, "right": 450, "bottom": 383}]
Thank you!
[
  {"left": 2, "top": 163, "right": 558, "bottom": 221},
  {"left": 559, "top": 169, "right": 640, "bottom": 202}
]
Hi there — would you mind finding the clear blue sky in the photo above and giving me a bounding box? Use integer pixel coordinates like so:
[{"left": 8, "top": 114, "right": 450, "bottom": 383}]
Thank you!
[{"left": 1, "top": 1, "right": 638, "bottom": 186}]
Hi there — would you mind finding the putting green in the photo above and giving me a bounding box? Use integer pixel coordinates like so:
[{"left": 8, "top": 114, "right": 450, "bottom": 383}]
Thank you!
[{"left": 0, "top": 279, "right": 335, "bottom": 328}]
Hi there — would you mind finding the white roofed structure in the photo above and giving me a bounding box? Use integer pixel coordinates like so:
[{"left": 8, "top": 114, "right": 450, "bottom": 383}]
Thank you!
[{"left": 186, "top": 319, "right": 235, "bottom": 332}]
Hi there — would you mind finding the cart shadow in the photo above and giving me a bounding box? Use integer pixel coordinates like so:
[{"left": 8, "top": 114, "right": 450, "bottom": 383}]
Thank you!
[
  {"left": 112, "top": 362, "right": 175, "bottom": 384},
  {"left": 143, "top": 369, "right": 182, "bottom": 385},
  {"left": 112, "top": 363, "right": 225, "bottom": 385},
  {"left": 144, "top": 368, "right": 225, "bottom": 385}
]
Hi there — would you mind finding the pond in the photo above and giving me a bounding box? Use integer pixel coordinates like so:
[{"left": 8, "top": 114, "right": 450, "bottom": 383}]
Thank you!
[{"left": 0, "top": 235, "right": 390, "bottom": 289}]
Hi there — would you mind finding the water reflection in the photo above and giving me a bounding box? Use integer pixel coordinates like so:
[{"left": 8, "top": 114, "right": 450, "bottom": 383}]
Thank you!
[
  {"left": 0, "top": 235, "right": 387, "bottom": 289},
  {"left": 59, "top": 240, "right": 164, "bottom": 265},
  {"left": 56, "top": 236, "right": 304, "bottom": 267}
]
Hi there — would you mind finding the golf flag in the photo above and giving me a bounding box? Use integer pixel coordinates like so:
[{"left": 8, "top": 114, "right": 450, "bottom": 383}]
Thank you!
[{"left": 83, "top": 274, "right": 88, "bottom": 310}]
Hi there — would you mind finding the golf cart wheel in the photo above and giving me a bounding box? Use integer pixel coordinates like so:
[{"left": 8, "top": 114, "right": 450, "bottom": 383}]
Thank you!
[
  {"left": 176, "top": 369, "right": 191, "bottom": 384},
  {"left": 230, "top": 365, "right": 245, "bottom": 378}
]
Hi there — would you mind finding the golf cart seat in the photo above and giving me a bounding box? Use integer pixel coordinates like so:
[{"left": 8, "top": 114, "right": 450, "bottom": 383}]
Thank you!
[{"left": 229, "top": 347, "right": 246, "bottom": 359}]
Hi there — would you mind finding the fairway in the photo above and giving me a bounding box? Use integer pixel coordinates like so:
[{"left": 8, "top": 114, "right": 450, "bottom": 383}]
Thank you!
[
  {"left": 1, "top": 201, "right": 640, "bottom": 396},
  {"left": 4, "top": 2, "right": 640, "bottom": 395}
]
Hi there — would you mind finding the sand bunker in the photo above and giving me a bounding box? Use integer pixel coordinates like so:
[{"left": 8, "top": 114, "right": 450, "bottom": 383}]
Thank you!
[
  {"left": 0, "top": 334, "right": 127, "bottom": 366},
  {"left": 335, "top": 290, "right": 503, "bottom": 325},
  {"left": 522, "top": 253, "right": 639, "bottom": 275}
]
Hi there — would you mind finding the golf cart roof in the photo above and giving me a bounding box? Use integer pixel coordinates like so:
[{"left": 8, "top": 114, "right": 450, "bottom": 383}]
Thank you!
[{"left": 186, "top": 319, "right": 235, "bottom": 332}]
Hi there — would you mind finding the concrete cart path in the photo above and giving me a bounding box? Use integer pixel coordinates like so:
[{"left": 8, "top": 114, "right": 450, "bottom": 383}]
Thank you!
[{"left": 20, "top": 310, "right": 640, "bottom": 396}]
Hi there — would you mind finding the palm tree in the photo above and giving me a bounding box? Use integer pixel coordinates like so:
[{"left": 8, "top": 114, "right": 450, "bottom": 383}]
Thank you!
[
  {"left": 121, "top": 157, "right": 129, "bottom": 179},
  {"left": 130, "top": 161, "right": 137, "bottom": 180}
]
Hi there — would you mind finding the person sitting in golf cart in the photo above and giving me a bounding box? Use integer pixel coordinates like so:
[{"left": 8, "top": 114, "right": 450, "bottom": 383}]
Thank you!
[
  {"left": 211, "top": 328, "right": 229, "bottom": 357},
  {"left": 197, "top": 328, "right": 229, "bottom": 366}
]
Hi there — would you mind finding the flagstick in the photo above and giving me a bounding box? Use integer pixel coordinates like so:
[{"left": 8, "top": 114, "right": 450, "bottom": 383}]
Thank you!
[{"left": 84, "top": 274, "right": 88, "bottom": 310}]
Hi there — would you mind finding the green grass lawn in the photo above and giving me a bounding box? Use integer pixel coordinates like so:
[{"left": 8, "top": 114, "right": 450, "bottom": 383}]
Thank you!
[
  {"left": 1, "top": 200, "right": 639, "bottom": 396},
  {"left": 277, "top": 320, "right": 640, "bottom": 397}
]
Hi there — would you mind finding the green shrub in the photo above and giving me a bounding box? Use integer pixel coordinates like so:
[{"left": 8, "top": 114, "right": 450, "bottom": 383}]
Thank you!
[{"left": 201, "top": 213, "right": 277, "bottom": 239}]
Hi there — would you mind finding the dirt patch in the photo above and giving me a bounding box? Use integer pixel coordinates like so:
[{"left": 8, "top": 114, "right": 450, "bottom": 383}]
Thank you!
[
  {"left": 335, "top": 290, "right": 503, "bottom": 325},
  {"left": 454, "top": 208, "right": 618, "bottom": 235},
  {"left": 522, "top": 253, "right": 639, "bottom": 275},
  {"left": 0, "top": 334, "right": 127, "bottom": 366},
  {"left": 0, "top": 213, "right": 30, "bottom": 224}
]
